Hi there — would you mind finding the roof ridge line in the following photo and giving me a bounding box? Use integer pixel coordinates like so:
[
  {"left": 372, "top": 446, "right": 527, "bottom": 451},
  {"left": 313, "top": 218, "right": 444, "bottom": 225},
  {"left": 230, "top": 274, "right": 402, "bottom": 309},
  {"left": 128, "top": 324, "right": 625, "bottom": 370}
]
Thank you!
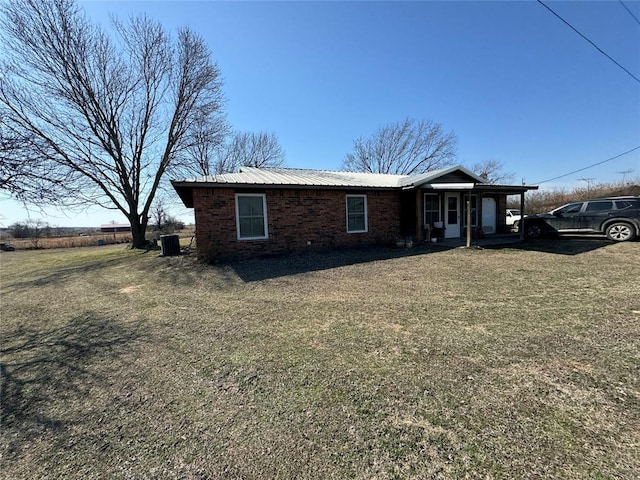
[{"left": 242, "top": 166, "right": 409, "bottom": 176}]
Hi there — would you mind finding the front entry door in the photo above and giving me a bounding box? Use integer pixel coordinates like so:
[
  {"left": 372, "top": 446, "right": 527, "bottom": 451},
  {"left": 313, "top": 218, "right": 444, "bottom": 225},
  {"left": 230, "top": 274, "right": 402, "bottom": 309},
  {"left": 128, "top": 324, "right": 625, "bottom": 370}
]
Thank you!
[{"left": 444, "top": 193, "right": 460, "bottom": 238}]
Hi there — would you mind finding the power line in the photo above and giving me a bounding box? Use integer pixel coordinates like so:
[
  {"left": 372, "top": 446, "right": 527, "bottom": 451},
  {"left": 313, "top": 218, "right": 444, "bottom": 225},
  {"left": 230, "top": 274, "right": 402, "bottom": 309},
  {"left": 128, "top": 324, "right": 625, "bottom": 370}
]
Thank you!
[
  {"left": 619, "top": 0, "right": 640, "bottom": 26},
  {"left": 534, "top": 145, "right": 640, "bottom": 184},
  {"left": 536, "top": 0, "right": 640, "bottom": 84}
]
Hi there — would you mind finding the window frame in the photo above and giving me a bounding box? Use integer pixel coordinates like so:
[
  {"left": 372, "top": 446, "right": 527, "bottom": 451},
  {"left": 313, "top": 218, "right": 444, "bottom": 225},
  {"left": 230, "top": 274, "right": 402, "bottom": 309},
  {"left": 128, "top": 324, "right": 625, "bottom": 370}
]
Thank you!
[
  {"left": 346, "top": 194, "right": 368, "bottom": 233},
  {"left": 462, "top": 194, "right": 479, "bottom": 227},
  {"left": 235, "top": 193, "right": 268, "bottom": 240},
  {"left": 424, "top": 193, "right": 441, "bottom": 228}
]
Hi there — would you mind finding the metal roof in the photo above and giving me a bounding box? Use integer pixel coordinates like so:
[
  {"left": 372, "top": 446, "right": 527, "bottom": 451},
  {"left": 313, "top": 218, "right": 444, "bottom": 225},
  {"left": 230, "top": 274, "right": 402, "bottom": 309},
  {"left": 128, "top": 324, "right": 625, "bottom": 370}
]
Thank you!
[
  {"left": 176, "top": 167, "right": 408, "bottom": 188},
  {"left": 171, "top": 166, "right": 537, "bottom": 207},
  {"left": 173, "top": 165, "right": 489, "bottom": 188}
]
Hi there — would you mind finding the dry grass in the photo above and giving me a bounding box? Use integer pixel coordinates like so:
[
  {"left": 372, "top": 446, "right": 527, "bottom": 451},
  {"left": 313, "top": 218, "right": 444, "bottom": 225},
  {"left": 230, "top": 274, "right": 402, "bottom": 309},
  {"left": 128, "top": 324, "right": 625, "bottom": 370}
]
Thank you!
[
  {"left": 7, "top": 232, "right": 132, "bottom": 250},
  {"left": 5, "top": 226, "right": 195, "bottom": 250},
  {"left": 1, "top": 239, "right": 639, "bottom": 479}
]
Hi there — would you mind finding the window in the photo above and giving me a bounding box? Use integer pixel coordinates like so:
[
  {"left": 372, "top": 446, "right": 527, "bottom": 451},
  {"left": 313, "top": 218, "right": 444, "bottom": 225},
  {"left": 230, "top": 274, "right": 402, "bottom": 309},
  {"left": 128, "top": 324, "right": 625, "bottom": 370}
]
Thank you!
[
  {"left": 616, "top": 200, "right": 640, "bottom": 210},
  {"left": 235, "top": 194, "right": 268, "bottom": 239},
  {"left": 346, "top": 195, "right": 368, "bottom": 233},
  {"left": 424, "top": 194, "right": 440, "bottom": 227},
  {"left": 447, "top": 196, "right": 458, "bottom": 225},
  {"left": 462, "top": 194, "right": 478, "bottom": 226},
  {"left": 585, "top": 201, "right": 613, "bottom": 212},
  {"left": 555, "top": 202, "right": 583, "bottom": 215}
]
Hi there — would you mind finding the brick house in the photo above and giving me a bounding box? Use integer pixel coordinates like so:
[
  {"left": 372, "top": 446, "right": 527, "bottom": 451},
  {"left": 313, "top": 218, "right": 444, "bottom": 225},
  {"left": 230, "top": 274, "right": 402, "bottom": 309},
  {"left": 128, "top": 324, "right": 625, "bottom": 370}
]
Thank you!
[{"left": 172, "top": 165, "right": 537, "bottom": 261}]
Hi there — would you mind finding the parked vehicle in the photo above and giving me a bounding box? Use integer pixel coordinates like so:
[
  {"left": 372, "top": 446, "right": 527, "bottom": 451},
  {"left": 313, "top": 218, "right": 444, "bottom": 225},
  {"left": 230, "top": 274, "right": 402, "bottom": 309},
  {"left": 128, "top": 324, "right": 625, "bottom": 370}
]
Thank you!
[
  {"left": 521, "top": 196, "right": 640, "bottom": 242},
  {"left": 507, "top": 208, "right": 521, "bottom": 226},
  {"left": 506, "top": 209, "right": 521, "bottom": 227},
  {"left": 0, "top": 242, "right": 16, "bottom": 251}
]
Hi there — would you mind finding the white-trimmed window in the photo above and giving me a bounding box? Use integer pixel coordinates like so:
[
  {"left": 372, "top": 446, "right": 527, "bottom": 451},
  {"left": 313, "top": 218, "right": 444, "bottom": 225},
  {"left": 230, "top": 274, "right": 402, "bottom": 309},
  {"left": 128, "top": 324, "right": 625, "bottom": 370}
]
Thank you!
[
  {"left": 424, "top": 193, "right": 441, "bottom": 227},
  {"left": 235, "top": 193, "right": 268, "bottom": 240},
  {"left": 346, "top": 194, "right": 368, "bottom": 233}
]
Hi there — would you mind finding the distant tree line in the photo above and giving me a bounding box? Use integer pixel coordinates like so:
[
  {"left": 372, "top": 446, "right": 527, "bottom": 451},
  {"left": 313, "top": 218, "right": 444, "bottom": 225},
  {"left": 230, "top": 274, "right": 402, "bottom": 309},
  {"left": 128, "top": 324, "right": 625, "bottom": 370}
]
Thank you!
[{"left": 513, "top": 178, "right": 640, "bottom": 213}]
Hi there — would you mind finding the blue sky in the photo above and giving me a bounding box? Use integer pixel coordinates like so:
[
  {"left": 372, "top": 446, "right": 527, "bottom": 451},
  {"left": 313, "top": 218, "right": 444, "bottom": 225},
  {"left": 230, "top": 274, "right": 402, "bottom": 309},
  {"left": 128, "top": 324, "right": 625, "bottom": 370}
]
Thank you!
[{"left": 2, "top": 0, "right": 639, "bottom": 227}]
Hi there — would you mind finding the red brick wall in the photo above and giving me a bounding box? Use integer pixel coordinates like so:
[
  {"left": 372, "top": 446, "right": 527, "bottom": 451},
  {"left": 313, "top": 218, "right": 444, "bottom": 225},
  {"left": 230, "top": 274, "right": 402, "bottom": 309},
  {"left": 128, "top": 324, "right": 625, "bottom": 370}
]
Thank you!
[{"left": 192, "top": 188, "right": 402, "bottom": 261}]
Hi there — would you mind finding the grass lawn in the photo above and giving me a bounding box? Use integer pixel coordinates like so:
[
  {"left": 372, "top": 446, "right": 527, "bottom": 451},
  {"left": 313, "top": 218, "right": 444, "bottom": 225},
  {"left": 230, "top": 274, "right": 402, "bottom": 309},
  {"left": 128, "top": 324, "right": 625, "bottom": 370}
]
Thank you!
[{"left": 1, "top": 240, "right": 639, "bottom": 479}]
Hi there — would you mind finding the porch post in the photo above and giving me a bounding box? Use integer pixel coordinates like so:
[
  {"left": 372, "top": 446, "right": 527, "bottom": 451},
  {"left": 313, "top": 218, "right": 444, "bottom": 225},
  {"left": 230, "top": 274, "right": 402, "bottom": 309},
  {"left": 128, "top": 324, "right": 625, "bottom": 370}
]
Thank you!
[
  {"left": 466, "top": 192, "right": 472, "bottom": 247},
  {"left": 415, "top": 189, "right": 424, "bottom": 243},
  {"left": 520, "top": 191, "right": 526, "bottom": 240}
]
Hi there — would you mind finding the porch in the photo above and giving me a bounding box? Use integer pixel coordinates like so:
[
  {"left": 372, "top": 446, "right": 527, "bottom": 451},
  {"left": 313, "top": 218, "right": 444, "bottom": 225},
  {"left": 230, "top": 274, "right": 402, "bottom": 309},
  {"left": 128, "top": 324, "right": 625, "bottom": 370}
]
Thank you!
[{"left": 400, "top": 184, "right": 537, "bottom": 247}]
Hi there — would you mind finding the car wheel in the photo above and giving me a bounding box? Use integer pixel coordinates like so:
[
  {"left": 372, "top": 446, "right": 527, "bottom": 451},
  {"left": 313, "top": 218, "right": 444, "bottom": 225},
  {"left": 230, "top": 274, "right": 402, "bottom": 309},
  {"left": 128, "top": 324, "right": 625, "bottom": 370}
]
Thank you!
[
  {"left": 525, "top": 223, "right": 544, "bottom": 239},
  {"left": 605, "top": 222, "right": 636, "bottom": 242}
]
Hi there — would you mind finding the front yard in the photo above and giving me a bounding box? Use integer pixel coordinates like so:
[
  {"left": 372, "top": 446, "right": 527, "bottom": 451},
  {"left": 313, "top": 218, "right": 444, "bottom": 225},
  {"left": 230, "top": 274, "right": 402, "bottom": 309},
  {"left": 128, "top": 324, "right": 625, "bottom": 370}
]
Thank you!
[{"left": 1, "top": 240, "right": 638, "bottom": 479}]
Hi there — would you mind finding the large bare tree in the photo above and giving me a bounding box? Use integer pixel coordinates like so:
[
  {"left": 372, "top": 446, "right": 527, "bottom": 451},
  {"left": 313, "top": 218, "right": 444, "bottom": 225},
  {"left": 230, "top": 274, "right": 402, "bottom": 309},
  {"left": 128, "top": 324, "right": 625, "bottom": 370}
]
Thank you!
[
  {"left": 469, "top": 159, "right": 515, "bottom": 184},
  {"left": 185, "top": 130, "right": 286, "bottom": 176},
  {"left": 0, "top": 0, "right": 225, "bottom": 247},
  {"left": 342, "top": 118, "right": 457, "bottom": 175}
]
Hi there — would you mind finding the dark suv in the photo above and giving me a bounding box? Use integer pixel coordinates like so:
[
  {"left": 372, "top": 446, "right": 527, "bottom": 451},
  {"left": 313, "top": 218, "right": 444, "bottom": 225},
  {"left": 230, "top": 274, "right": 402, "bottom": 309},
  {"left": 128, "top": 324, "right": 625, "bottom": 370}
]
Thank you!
[{"left": 521, "top": 196, "right": 640, "bottom": 242}]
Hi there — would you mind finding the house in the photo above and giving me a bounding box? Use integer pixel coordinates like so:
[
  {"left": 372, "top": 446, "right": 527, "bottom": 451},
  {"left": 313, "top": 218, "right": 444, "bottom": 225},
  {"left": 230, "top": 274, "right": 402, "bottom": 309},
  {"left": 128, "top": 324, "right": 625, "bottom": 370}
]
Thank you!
[
  {"left": 172, "top": 165, "right": 538, "bottom": 261},
  {"left": 99, "top": 223, "right": 131, "bottom": 233}
]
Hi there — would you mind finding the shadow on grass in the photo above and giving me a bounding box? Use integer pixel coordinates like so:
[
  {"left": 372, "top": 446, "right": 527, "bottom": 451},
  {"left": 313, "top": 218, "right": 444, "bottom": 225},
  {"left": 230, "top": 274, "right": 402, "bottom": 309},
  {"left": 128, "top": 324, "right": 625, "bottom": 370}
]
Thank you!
[
  {"left": 485, "top": 236, "right": 616, "bottom": 255},
  {"left": 230, "top": 236, "right": 617, "bottom": 282},
  {"left": 0, "top": 313, "right": 143, "bottom": 454},
  {"left": 230, "top": 244, "right": 447, "bottom": 282}
]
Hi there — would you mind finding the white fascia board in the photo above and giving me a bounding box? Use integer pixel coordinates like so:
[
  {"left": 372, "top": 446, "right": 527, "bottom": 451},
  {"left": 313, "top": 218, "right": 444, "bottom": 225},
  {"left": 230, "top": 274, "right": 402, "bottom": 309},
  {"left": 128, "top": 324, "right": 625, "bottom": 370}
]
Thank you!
[{"left": 424, "top": 183, "right": 475, "bottom": 190}]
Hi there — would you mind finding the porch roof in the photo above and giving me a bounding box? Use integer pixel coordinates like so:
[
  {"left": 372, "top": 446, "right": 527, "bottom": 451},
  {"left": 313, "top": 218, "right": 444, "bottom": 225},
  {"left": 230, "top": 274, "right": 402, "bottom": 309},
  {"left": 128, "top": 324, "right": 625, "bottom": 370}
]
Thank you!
[
  {"left": 417, "top": 183, "right": 538, "bottom": 194},
  {"left": 471, "top": 183, "right": 538, "bottom": 194}
]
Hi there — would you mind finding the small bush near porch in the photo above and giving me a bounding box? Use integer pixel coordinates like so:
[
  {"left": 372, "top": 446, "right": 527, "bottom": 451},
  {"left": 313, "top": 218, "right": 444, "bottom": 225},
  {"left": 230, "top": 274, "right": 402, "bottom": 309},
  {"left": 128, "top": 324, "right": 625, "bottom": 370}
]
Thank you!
[{"left": 1, "top": 241, "right": 638, "bottom": 479}]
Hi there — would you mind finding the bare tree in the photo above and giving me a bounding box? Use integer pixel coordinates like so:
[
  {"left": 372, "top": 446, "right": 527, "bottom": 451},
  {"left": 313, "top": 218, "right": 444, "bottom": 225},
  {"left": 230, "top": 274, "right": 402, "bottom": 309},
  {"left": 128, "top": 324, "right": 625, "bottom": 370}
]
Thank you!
[
  {"left": 10, "top": 219, "right": 51, "bottom": 249},
  {"left": 230, "top": 131, "right": 286, "bottom": 169},
  {"left": 0, "top": 0, "right": 225, "bottom": 248},
  {"left": 342, "top": 118, "right": 457, "bottom": 175},
  {"left": 0, "top": 117, "right": 72, "bottom": 204},
  {"left": 185, "top": 130, "right": 286, "bottom": 176},
  {"left": 182, "top": 110, "right": 228, "bottom": 176},
  {"left": 151, "top": 200, "right": 168, "bottom": 233},
  {"left": 469, "top": 159, "right": 514, "bottom": 184}
]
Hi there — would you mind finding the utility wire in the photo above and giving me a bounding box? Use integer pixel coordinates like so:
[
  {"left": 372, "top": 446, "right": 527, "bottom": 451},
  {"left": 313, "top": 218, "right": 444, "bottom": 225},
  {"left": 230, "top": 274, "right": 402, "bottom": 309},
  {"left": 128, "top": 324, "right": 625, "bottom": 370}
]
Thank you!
[
  {"left": 536, "top": 0, "right": 640, "bottom": 84},
  {"left": 619, "top": 0, "right": 640, "bottom": 26},
  {"left": 534, "top": 145, "right": 640, "bottom": 184}
]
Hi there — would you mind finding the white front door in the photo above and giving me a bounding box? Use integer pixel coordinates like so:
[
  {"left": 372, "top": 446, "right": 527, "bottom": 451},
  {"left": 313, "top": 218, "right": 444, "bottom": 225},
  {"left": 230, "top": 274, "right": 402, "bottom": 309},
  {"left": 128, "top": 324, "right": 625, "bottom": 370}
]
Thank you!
[{"left": 444, "top": 193, "right": 460, "bottom": 238}]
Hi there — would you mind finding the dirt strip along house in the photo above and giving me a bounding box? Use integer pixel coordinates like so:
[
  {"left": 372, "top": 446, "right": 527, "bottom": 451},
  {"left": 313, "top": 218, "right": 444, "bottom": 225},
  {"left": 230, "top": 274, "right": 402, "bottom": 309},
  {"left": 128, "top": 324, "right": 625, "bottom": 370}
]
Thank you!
[{"left": 172, "top": 165, "right": 538, "bottom": 261}]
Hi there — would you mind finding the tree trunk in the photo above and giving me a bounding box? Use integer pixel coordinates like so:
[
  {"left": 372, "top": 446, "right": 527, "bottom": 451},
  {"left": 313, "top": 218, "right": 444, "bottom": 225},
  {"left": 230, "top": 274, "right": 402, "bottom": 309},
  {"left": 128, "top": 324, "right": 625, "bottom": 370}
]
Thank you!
[{"left": 129, "top": 217, "right": 149, "bottom": 249}]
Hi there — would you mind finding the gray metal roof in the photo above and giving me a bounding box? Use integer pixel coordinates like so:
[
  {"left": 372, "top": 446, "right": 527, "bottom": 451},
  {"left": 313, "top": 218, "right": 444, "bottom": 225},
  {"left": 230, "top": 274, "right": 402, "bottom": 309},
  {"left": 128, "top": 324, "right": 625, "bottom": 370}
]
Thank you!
[
  {"left": 176, "top": 167, "right": 408, "bottom": 188},
  {"left": 172, "top": 165, "right": 536, "bottom": 207},
  {"left": 173, "top": 165, "right": 487, "bottom": 188}
]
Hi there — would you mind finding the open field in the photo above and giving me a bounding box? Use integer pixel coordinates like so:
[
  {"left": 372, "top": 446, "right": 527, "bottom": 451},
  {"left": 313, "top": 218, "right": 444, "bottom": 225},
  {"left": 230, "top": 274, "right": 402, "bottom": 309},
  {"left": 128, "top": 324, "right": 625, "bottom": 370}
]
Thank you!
[
  {"left": 5, "top": 232, "right": 133, "bottom": 250},
  {"left": 2, "top": 226, "right": 195, "bottom": 250},
  {"left": 1, "top": 240, "right": 639, "bottom": 479}
]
